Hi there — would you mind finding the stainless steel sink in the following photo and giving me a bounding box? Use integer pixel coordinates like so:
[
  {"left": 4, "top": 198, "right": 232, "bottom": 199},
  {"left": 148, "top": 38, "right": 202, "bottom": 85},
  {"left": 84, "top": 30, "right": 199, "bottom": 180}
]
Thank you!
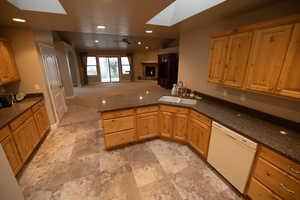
[{"left": 158, "top": 96, "right": 197, "bottom": 105}]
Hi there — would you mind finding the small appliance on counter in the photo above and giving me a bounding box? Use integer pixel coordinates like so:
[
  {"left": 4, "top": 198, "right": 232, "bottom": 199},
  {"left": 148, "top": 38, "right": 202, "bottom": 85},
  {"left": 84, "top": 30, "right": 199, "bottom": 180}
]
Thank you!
[{"left": 0, "top": 94, "right": 14, "bottom": 108}]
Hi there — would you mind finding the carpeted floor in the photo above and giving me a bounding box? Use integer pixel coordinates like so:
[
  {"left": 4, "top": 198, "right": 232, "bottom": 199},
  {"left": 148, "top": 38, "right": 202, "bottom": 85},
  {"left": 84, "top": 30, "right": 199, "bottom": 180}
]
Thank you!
[{"left": 18, "top": 81, "right": 241, "bottom": 200}]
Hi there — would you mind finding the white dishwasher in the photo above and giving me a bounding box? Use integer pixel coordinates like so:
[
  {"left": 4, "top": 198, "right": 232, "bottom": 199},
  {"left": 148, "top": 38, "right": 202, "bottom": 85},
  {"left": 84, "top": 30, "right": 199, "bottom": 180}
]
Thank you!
[{"left": 207, "top": 121, "right": 258, "bottom": 193}]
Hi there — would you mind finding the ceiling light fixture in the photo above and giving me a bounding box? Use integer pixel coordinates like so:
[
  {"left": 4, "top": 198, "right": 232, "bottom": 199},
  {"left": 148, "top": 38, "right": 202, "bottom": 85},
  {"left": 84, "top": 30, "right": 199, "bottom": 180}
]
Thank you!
[
  {"left": 145, "top": 30, "right": 153, "bottom": 33},
  {"left": 145, "top": 46, "right": 149, "bottom": 50},
  {"left": 138, "top": 41, "right": 142, "bottom": 45},
  {"left": 97, "top": 25, "right": 106, "bottom": 29},
  {"left": 95, "top": 40, "right": 99, "bottom": 43},
  {"left": 12, "top": 18, "right": 26, "bottom": 23}
]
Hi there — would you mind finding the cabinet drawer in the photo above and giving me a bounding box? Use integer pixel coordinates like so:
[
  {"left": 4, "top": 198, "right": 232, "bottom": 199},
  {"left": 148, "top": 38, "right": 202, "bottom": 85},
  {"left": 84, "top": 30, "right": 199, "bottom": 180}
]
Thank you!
[
  {"left": 254, "top": 158, "right": 300, "bottom": 200},
  {"left": 259, "top": 146, "right": 300, "bottom": 180},
  {"left": 32, "top": 100, "right": 44, "bottom": 113},
  {"left": 247, "top": 178, "right": 282, "bottom": 200},
  {"left": 160, "top": 105, "right": 189, "bottom": 114},
  {"left": 190, "top": 109, "right": 212, "bottom": 127},
  {"left": 0, "top": 126, "right": 10, "bottom": 141},
  {"left": 136, "top": 106, "right": 159, "bottom": 114},
  {"left": 104, "top": 129, "right": 136, "bottom": 149},
  {"left": 9, "top": 109, "right": 32, "bottom": 131},
  {"left": 103, "top": 116, "right": 135, "bottom": 134},
  {"left": 101, "top": 109, "right": 135, "bottom": 120}
]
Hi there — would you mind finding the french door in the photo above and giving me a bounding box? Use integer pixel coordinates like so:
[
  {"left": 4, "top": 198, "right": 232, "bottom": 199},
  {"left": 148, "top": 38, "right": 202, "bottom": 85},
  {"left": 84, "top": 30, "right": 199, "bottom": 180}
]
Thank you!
[{"left": 99, "top": 57, "right": 120, "bottom": 83}]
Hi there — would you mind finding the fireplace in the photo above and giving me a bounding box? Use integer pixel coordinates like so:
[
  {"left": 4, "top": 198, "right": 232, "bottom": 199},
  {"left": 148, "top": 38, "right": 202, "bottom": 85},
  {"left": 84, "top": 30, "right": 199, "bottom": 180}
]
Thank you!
[{"left": 145, "top": 66, "right": 156, "bottom": 77}]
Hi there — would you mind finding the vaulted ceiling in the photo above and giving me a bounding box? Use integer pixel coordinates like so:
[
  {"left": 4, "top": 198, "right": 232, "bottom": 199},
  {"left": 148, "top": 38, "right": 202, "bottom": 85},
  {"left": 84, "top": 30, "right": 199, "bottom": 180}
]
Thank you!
[{"left": 0, "top": 0, "right": 296, "bottom": 51}]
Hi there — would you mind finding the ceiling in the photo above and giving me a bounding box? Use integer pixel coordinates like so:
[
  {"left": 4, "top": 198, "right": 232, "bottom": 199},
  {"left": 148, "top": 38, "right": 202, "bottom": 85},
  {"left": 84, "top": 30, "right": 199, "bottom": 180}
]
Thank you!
[{"left": 0, "top": 0, "right": 297, "bottom": 51}]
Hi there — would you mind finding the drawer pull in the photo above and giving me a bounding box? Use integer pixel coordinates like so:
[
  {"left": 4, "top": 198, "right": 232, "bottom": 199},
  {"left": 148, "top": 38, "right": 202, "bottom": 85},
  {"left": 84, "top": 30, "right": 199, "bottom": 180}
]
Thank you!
[
  {"left": 288, "top": 166, "right": 300, "bottom": 174},
  {"left": 279, "top": 183, "right": 295, "bottom": 194}
]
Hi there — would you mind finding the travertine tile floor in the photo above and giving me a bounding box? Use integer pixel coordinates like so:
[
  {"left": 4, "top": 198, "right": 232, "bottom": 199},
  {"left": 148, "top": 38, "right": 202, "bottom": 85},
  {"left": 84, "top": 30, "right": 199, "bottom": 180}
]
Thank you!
[{"left": 18, "top": 82, "right": 242, "bottom": 200}]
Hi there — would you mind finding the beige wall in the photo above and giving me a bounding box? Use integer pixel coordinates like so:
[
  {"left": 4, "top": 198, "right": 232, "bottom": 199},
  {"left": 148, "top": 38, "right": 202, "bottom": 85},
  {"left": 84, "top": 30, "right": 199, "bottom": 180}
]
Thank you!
[
  {"left": 0, "top": 27, "right": 56, "bottom": 124},
  {"left": 178, "top": 1, "right": 300, "bottom": 123},
  {"left": 132, "top": 50, "right": 159, "bottom": 80}
]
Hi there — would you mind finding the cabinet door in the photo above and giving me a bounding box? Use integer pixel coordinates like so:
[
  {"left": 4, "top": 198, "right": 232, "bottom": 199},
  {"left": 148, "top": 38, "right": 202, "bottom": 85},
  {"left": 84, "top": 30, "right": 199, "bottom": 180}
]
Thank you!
[
  {"left": 173, "top": 113, "right": 188, "bottom": 141},
  {"left": 159, "top": 111, "right": 173, "bottom": 138},
  {"left": 1, "top": 135, "right": 22, "bottom": 174},
  {"left": 187, "top": 118, "right": 211, "bottom": 158},
  {"left": 0, "top": 40, "right": 20, "bottom": 84},
  {"left": 34, "top": 106, "right": 50, "bottom": 138},
  {"left": 12, "top": 117, "right": 39, "bottom": 162},
  {"left": 276, "top": 23, "right": 300, "bottom": 98},
  {"left": 245, "top": 25, "right": 293, "bottom": 93},
  {"left": 223, "top": 32, "right": 253, "bottom": 88},
  {"left": 208, "top": 36, "right": 229, "bottom": 83},
  {"left": 137, "top": 112, "right": 158, "bottom": 140}
]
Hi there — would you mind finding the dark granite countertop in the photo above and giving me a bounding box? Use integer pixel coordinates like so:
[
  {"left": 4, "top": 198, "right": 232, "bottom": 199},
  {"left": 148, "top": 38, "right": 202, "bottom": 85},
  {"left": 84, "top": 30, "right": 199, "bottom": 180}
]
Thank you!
[
  {"left": 0, "top": 94, "right": 43, "bottom": 129},
  {"left": 97, "top": 90, "right": 300, "bottom": 164}
]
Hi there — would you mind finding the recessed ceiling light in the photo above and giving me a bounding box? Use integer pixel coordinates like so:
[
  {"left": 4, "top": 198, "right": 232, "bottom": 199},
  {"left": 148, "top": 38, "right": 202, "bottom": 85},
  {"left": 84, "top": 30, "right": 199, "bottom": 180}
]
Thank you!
[
  {"left": 145, "top": 30, "right": 153, "bottom": 33},
  {"left": 138, "top": 41, "right": 142, "bottom": 45},
  {"left": 97, "top": 25, "right": 106, "bottom": 29},
  {"left": 145, "top": 46, "right": 149, "bottom": 49},
  {"left": 12, "top": 18, "right": 26, "bottom": 23},
  {"left": 95, "top": 40, "right": 99, "bottom": 43}
]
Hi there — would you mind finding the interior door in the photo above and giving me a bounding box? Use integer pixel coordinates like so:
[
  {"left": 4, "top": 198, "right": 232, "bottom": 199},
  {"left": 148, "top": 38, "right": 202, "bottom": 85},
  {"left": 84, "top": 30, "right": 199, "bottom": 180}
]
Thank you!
[
  {"left": 276, "top": 23, "right": 300, "bottom": 98},
  {"left": 245, "top": 25, "right": 293, "bottom": 93},
  {"left": 99, "top": 57, "right": 120, "bottom": 83},
  {"left": 39, "top": 44, "right": 66, "bottom": 121}
]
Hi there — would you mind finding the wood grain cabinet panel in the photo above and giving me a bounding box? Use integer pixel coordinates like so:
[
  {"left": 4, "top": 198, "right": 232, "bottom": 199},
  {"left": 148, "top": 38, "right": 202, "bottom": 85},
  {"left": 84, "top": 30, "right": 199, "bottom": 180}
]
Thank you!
[
  {"left": 137, "top": 112, "right": 159, "bottom": 140},
  {"left": 33, "top": 105, "right": 50, "bottom": 138},
  {"left": 1, "top": 135, "right": 22, "bottom": 174},
  {"left": 276, "top": 23, "right": 300, "bottom": 98},
  {"left": 223, "top": 32, "right": 253, "bottom": 88},
  {"left": 104, "top": 129, "right": 136, "bottom": 149},
  {"left": 12, "top": 117, "right": 39, "bottom": 162},
  {"left": 253, "top": 158, "right": 300, "bottom": 200},
  {"left": 103, "top": 116, "right": 135, "bottom": 134},
  {"left": 173, "top": 113, "right": 188, "bottom": 141},
  {"left": 159, "top": 111, "right": 173, "bottom": 138},
  {"left": 0, "top": 39, "right": 20, "bottom": 84},
  {"left": 247, "top": 178, "right": 282, "bottom": 200},
  {"left": 208, "top": 36, "right": 229, "bottom": 83},
  {"left": 187, "top": 117, "right": 211, "bottom": 158},
  {"left": 245, "top": 25, "right": 293, "bottom": 93}
]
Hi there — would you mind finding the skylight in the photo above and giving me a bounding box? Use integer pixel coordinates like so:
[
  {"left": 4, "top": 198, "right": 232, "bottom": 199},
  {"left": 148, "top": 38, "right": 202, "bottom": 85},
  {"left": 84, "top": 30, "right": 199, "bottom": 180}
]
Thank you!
[
  {"left": 147, "top": 0, "right": 226, "bottom": 26},
  {"left": 8, "top": 0, "right": 67, "bottom": 14}
]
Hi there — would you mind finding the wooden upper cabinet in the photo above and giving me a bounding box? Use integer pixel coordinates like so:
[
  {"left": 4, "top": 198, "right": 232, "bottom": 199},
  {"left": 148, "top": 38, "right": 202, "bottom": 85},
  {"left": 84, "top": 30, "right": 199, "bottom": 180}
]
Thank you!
[
  {"left": 0, "top": 39, "right": 20, "bottom": 84},
  {"left": 276, "top": 23, "right": 300, "bottom": 98},
  {"left": 245, "top": 25, "right": 293, "bottom": 93},
  {"left": 223, "top": 32, "right": 253, "bottom": 88},
  {"left": 208, "top": 36, "right": 229, "bottom": 83}
]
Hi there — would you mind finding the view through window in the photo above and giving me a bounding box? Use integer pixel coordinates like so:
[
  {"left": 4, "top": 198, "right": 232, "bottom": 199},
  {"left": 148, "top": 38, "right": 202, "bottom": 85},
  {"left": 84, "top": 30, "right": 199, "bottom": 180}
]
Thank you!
[
  {"left": 87, "top": 56, "right": 97, "bottom": 76},
  {"left": 99, "top": 57, "right": 120, "bottom": 83},
  {"left": 121, "top": 57, "right": 131, "bottom": 75}
]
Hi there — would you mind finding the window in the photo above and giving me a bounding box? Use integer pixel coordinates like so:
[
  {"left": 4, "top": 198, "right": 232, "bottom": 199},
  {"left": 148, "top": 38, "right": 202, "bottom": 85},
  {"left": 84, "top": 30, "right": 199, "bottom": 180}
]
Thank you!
[
  {"left": 121, "top": 57, "right": 131, "bottom": 75},
  {"left": 87, "top": 56, "right": 97, "bottom": 76}
]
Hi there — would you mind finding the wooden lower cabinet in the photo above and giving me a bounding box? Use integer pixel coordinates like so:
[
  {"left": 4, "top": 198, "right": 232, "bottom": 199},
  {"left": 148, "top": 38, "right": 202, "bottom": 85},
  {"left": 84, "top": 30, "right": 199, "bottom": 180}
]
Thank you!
[
  {"left": 247, "top": 178, "right": 282, "bottom": 200},
  {"left": 104, "top": 129, "right": 136, "bottom": 149},
  {"left": 247, "top": 146, "right": 300, "bottom": 200},
  {"left": 12, "top": 117, "right": 39, "bottom": 162},
  {"left": 103, "top": 116, "right": 135, "bottom": 134},
  {"left": 33, "top": 105, "right": 50, "bottom": 138},
  {"left": 136, "top": 112, "right": 159, "bottom": 140},
  {"left": 173, "top": 113, "right": 188, "bottom": 141},
  {"left": 159, "top": 111, "right": 173, "bottom": 138},
  {"left": 187, "top": 117, "right": 211, "bottom": 158},
  {"left": 0, "top": 134, "right": 22, "bottom": 174}
]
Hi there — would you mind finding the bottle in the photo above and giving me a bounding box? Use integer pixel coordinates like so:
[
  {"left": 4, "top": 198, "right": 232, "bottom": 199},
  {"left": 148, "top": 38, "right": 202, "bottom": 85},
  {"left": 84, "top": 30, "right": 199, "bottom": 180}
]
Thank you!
[{"left": 171, "top": 84, "right": 177, "bottom": 96}]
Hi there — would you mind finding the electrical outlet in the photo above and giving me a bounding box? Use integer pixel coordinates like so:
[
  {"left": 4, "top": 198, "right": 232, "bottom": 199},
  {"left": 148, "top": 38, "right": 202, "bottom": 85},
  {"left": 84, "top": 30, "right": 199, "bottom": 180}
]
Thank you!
[
  {"left": 240, "top": 94, "right": 246, "bottom": 102},
  {"left": 34, "top": 84, "right": 40, "bottom": 90},
  {"left": 223, "top": 89, "right": 228, "bottom": 97}
]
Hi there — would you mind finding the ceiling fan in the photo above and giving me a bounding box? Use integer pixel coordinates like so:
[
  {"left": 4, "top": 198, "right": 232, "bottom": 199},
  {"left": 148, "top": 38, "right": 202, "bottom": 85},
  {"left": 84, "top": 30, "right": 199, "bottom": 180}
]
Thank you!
[{"left": 113, "top": 38, "right": 132, "bottom": 45}]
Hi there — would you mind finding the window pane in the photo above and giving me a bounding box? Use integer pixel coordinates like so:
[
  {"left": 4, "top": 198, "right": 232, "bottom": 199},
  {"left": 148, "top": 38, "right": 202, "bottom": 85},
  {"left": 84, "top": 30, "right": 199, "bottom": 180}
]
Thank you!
[
  {"left": 122, "top": 65, "right": 130, "bottom": 74},
  {"left": 99, "top": 57, "right": 110, "bottom": 83},
  {"left": 121, "top": 57, "right": 129, "bottom": 65},
  {"left": 87, "top": 66, "right": 97, "bottom": 76},
  {"left": 87, "top": 56, "right": 96, "bottom": 65},
  {"left": 109, "top": 57, "right": 120, "bottom": 82}
]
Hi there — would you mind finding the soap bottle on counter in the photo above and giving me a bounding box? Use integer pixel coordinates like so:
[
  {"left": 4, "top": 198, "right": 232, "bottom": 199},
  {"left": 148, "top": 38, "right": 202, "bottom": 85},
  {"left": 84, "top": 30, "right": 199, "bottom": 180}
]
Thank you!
[{"left": 171, "top": 84, "right": 178, "bottom": 96}]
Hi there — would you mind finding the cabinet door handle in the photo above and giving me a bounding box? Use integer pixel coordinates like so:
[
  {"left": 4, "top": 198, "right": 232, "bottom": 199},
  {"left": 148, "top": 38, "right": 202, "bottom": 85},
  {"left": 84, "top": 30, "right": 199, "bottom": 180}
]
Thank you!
[
  {"left": 279, "top": 183, "right": 295, "bottom": 194},
  {"left": 288, "top": 166, "right": 300, "bottom": 174}
]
